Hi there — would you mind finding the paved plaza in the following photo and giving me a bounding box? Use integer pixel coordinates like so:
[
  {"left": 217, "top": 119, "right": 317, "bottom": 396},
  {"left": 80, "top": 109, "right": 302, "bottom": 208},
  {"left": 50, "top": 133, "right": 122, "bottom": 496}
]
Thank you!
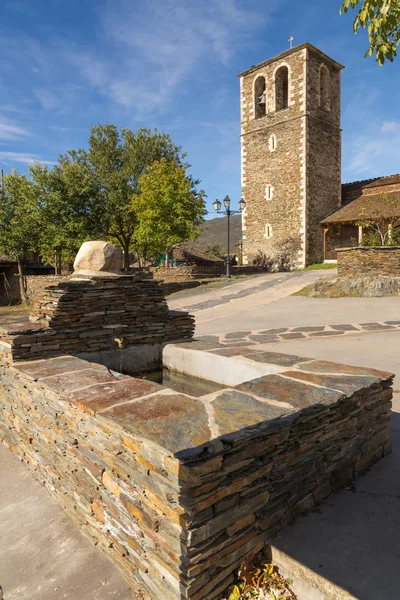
[{"left": 1, "top": 271, "right": 399, "bottom": 600}]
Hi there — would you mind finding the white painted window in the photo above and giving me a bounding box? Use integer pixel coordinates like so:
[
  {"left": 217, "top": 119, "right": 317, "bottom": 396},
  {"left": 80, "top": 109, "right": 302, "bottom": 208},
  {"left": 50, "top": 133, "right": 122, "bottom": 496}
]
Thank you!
[
  {"left": 265, "top": 185, "right": 274, "bottom": 200},
  {"left": 264, "top": 224, "right": 273, "bottom": 238},
  {"left": 269, "top": 134, "right": 277, "bottom": 152}
]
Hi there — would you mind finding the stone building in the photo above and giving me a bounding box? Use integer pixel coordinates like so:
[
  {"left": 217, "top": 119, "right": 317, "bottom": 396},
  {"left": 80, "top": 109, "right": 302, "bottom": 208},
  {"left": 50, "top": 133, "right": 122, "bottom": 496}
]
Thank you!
[
  {"left": 239, "top": 42, "right": 344, "bottom": 267},
  {"left": 239, "top": 42, "right": 400, "bottom": 268}
]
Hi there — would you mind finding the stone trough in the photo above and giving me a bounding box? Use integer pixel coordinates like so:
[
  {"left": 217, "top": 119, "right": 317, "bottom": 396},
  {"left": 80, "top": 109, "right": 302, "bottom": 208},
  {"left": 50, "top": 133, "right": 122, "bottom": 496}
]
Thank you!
[{"left": 0, "top": 243, "right": 394, "bottom": 600}]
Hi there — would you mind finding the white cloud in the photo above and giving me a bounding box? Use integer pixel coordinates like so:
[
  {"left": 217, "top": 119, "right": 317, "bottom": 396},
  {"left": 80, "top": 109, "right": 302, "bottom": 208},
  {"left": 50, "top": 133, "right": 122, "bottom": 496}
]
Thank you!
[
  {"left": 0, "top": 152, "right": 56, "bottom": 166},
  {"left": 0, "top": 121, "right": 30, "bottom": 141},
  {"left": 381, "top": 121, "right": 400, "bottom": 133},
  {"left": 60, "top": 0, "right": 270, "bottom": 116}
]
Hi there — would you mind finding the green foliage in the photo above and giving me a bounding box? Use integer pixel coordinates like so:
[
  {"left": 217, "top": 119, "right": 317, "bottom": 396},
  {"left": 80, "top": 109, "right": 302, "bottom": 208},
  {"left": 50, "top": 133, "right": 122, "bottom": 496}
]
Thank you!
[
  {"left": 133, "top": 159, "right": 206, "bottom": 257},
  {"left": 205, "top": 243, "right": 224, "bottom": 258},
  {"left": 302, "top": 263, "right": 338, "bottom": 270},
  {"left": 356, "top": 193, "right": 400, "bottom": 244},
  {"left": 30, "top": 161, "right": 100, "bottom": 272},
  {"left": 340, "top": 0, "right": 400, "bottom": 64},
  {"left": 0, "top": 171, "right": 40, "bottom": 260},
  {"left": 0, "top": 171, "right": 41, "bottom": 302},
  {"left": 76, "top": 124, "right": 193, "bottom": 269}
]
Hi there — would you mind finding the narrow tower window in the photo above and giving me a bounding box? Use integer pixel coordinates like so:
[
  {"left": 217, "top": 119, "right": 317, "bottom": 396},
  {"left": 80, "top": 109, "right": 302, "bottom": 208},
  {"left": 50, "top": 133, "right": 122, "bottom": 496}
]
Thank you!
[
  {"left": 319, "top": 65, "right": 330, "bottom": 111},
  {"left": 269, "top": 134, "right": 277, "bottom": 152},
  {"left": 265, "top": 185, "right": 274, "bottom": 200},
  {"left": 254, "top": 76, "right": 266, "bottom": 119},
  {"left": 275, "top": 66, "right": 289, "bottom": 111},
  {"left": 264, "top": 224, "right": 273, "bottom": 239}
]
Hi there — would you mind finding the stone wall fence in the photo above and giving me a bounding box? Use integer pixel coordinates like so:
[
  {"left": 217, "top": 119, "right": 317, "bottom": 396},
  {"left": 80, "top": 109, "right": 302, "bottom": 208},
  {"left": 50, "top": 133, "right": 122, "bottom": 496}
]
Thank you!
[{"left": 337, "top": 246, "right": 400, "bottom": 277}]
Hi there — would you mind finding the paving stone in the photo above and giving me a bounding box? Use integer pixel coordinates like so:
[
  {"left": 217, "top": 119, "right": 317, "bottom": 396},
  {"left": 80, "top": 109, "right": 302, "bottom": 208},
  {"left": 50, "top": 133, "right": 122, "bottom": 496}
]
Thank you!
[
  {"left": 224, "top": 331, "right": 251, "bottom": 339},
  {"left": 281, "top": 370, "right": 385, "bottom": 396},
  {"left": 279, "top": 332, "right": 305, "bottom": 340},
  {"left": 104, "top": 393, "right": 212, "bottom": 457},
  {"left": 291, "top": 326, "right": 325, "bottom": 332},
  {"left": 212, "top": 390, "right": 292, "bottom": 436},
  {"left": 220, "top": 341, "right": 254, "bottom": 347},
  {"left": 329, "top": 324, "right": 359, "bottom": 331},
  {"left": 207, "top": 347, "right": 258, "bottom": 357},
  {"left": 248, "top": 334, "right": 279, "bottom": 343},
  {"left": 62, "top": 378, "right": 165, "bottom": 415},
  {"left": 309, "top": 330, "right": 345, "bottom": 337},
  {"left": 259, "top": 328, "right": 289, "bottom": 334},
  {"left": 360, "top": 324, "right": 394, "bottom": 330},
  {"left": 41, "top": 366, "right": 120, "bottom": 394},
  {"left": 384, "top": 321, "right": 400, "bottom": 325},
  {"left": 296, "top": 360, "right": 393, "bottom": 379},
  {"left": 246, "top": 351, "right": 312, "bottom": 367},
  {"left": 235, "top": 374, "right": 343, "bottom": 410},
  {"left": 16, "top": 356, "right": 95, "bottom": 380}
]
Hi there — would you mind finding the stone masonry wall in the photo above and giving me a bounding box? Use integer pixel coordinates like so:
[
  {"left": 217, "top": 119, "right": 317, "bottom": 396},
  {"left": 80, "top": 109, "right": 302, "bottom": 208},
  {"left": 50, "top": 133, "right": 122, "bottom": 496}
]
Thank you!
[
  {"left": 0, "top": 275, "right": 194, "bottom": 362},
  {"left": 0, "top": 345, "right": 393, "bottom": 600},
  {"left": 26, "top": 275, "right": 70, "bottom": 305},
  {"left": 306, "top": 48, "right": 342, "bottom": 264},
  {"left": 337, "top": 246, "right": 400, "bottom": 277},
  {"left": 239, "top": 44, "right": 343, "bottom": 267},
  {"left": 240, "top": 47, "right": 306, "bottom": 267},
  {"left": 152, "top": 265, "right": 225, "bottom": 281}
]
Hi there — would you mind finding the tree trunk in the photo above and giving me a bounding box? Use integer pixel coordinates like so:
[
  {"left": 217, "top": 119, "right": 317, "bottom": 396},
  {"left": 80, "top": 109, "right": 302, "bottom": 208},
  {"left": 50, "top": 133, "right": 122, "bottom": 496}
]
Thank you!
[
  {"left": 165, "top": 248, "right": 169, "bottom": 268},
  {"left": 17, "top": 259, "right": 28, "bottom": 305},
  {"left": 123, "top": 243, "right": 130, "bottom": 271},
  {"left": 55, "top": 250, "right": 62, "bottom": 275}
]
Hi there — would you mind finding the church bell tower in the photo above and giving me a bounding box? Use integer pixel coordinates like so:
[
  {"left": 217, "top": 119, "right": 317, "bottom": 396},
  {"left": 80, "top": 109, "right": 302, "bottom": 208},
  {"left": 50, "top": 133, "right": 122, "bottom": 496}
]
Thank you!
[{"left": 238, "top": 43, "right": 344, "bottom": 267}]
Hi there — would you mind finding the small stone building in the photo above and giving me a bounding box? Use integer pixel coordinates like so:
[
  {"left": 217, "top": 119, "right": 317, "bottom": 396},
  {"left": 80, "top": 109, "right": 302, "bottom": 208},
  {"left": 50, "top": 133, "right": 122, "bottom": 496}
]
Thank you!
[
  {"left": 238, "top": 42, "right": 400, "bottom": 266},
  {"left": 322, "top": 175, "right": 400, "bottom": 260}
]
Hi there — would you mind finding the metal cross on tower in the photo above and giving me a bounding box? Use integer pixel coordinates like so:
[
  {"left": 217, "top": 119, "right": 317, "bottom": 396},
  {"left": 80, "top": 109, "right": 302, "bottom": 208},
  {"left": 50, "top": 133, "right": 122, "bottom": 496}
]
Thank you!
[{"left": 289, "top": 34, "right": 294, "bottom": 49}]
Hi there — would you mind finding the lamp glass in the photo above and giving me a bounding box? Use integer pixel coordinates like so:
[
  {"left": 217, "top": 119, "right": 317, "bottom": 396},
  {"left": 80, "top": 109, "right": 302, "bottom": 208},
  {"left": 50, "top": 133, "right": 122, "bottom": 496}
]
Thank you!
[
  {"left": 223, "top": 195, "right": 231, "bottom": 210},
  {"left": 238, "top": 198, "right": 246, "bottom": 211},
  {"left": 213, "top": 199, "right": 222, "bottom": 212}
]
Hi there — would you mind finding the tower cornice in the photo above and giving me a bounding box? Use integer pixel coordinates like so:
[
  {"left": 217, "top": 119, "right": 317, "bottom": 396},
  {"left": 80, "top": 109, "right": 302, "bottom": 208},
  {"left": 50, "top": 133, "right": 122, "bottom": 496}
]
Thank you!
[{"left": 237, "top": 42, "right": 344, "bottom": 78}]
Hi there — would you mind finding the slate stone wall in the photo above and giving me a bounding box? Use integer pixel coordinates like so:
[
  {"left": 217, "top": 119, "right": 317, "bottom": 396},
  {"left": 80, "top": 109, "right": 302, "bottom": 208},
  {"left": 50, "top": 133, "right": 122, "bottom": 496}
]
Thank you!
[
  {"left": 239, "top": 44, "right": 342, "bottom": 267},
  {"left": 0, "top": 275, "right": 194, "bottom": 362},
  {"left": 0, "top": 347, "right": 393, "bottom": 600},
  {"left": 337, "top": 246, "right": 400, "bottom": 277},
  {"left": 153, "top": 265, "right": 225, "bottom": 281}
]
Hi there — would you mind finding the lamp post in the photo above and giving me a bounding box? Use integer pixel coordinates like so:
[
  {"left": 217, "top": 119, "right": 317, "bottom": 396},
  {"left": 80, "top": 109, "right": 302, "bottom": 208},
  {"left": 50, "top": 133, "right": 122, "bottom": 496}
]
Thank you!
[{"left": 212, "top": 195, "right": 246, "bottom": 278}]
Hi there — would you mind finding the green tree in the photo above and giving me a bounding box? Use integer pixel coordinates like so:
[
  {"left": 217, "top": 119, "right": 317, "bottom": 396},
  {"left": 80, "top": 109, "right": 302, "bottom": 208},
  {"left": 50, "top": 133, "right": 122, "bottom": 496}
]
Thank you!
[
  {"left": 30, "top": 160, "right": 101, "bottom": 274},
  {"left": 0, "top": 171, "right": 40, "bottom": 303},
  {"left": 357, "top": 193, "right": 400, "bottom": 244},
  {"left": 75, "top": 124, "right": 192, "bottom": 270},
  {"left": 205, "top": 243, "right": 224, "bottom": 258},
  {"left": 341, "top": 0, "right": 400, "bottom": 64},
  {"left": 134, "top": 159, "right": 206, "bottom": 266}
]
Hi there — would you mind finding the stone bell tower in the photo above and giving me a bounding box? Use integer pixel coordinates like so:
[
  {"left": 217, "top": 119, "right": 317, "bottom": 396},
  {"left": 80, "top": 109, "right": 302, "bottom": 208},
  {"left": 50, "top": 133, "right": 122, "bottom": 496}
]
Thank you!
[{"left": 238, "top": 43, "right": 344, "bottom": 267}]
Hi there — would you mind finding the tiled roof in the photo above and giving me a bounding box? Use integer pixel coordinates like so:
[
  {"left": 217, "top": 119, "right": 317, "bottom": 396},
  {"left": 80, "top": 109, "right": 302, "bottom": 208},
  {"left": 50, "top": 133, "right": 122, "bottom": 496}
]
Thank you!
[{"left": 322, "top": 192, "right": 400, "bottom": 224}]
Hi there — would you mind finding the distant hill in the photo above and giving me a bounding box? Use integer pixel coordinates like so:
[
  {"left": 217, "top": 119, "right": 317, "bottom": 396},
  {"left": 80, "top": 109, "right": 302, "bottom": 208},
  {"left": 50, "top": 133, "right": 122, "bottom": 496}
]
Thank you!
[{"left": 192, "top": 214, "right": 242, "bottom": 254}]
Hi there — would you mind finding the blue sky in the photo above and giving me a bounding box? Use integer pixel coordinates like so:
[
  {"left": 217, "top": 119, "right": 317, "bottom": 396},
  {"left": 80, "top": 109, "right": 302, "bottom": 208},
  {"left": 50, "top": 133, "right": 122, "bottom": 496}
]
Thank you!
[{"left": 1, "top": 0, "right": 400, "bottom": 217}]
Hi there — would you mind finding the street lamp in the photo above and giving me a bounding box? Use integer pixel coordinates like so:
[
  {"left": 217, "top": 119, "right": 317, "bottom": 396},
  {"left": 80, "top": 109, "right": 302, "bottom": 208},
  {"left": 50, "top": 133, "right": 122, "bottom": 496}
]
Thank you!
[{"left": 212, "top": 196, "right": 246, "bottom": 278}]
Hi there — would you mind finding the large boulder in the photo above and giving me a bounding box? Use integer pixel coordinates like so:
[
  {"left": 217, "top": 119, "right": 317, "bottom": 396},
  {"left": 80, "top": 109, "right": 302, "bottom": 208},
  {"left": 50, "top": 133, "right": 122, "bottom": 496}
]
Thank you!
[{"left": 73, "top": 241, "right": 123, "bottom": 276}]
